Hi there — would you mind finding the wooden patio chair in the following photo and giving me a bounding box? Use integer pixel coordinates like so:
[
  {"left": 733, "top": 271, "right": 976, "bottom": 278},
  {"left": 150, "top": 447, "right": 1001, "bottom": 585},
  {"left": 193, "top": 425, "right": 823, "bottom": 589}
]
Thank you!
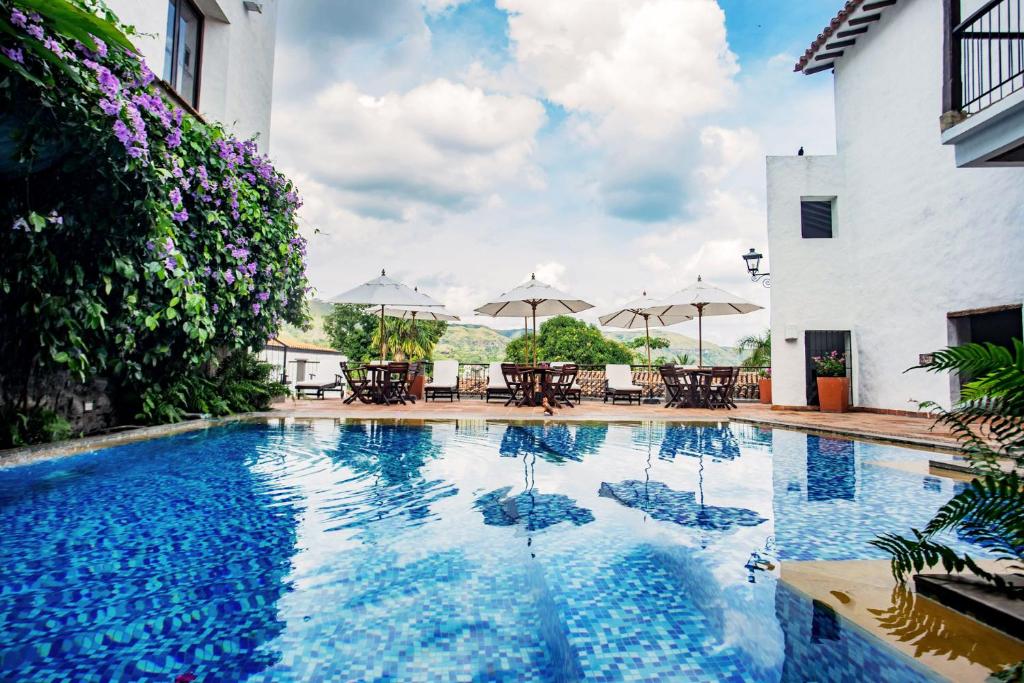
[
  {"left": 659, "top": 365, "right": 684, "bottom": 407},
  {"left": 707, "top": 367, "right": 739, "bottom": 410},
  {"left": 550, "top": 364, "right": 581, "bottom": 407},
  {"left": 341, "top": 363, "right": 375, "bottom": 404},
  {"left": 500, "top": 363, "right": 531, "bottom": 407},
  {"left": 382, "top": 362, "right": 413, "bottom": 405}
]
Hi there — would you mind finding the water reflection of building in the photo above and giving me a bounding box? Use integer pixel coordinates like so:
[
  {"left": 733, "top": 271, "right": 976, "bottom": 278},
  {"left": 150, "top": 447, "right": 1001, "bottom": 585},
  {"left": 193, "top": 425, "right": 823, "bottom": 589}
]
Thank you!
[{"left": 805, "top": 435, "right": 856, "bottom": 502}]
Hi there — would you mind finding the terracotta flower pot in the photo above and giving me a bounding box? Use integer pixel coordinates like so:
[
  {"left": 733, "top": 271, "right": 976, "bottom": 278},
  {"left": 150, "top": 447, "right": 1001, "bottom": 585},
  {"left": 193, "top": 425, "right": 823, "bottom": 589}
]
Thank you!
[
  {"left": 817, "top": 376, "right": 850, "bottom": 413},
  {"left": 758, "top": 378, "right": 772, "bottom": 404}
]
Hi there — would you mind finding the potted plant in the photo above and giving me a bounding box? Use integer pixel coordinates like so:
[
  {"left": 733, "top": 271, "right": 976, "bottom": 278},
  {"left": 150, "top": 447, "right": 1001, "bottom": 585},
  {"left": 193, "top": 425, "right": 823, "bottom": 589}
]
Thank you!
[
  {"left": 813, "top": 351, "right": 849, "bottom": 412},
  {"left": 757, "top": 369, "right": 772, "bottom": 405}
]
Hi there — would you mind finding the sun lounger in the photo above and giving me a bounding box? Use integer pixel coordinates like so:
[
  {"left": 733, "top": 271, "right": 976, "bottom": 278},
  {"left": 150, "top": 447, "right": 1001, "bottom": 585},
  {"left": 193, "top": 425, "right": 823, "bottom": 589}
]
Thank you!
[
  {"left": 485, "top": 362, "right": 511, "bottom": 402},
  {"left": 425, "top": 360, "right": 460, "bottom": 401},
  {"left": 604, "top": 364, "right": 642, "bottom": 405}
]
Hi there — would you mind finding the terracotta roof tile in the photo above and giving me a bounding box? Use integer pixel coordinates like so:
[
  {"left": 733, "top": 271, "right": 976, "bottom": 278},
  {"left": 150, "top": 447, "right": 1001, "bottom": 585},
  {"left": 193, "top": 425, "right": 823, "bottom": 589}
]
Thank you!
[{"left": 794, "top": 0, "right": 866, "bottom": 72}]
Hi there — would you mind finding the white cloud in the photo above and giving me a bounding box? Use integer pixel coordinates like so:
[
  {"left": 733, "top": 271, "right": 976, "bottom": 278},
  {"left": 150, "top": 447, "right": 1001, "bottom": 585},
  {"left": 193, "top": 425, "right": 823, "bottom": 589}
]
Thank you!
[
  {"left": 273, "top": 79, "right": 546, "bottom": 219},
  {"left": 497, "top": 0, "right": 738, "bottom": 138}
]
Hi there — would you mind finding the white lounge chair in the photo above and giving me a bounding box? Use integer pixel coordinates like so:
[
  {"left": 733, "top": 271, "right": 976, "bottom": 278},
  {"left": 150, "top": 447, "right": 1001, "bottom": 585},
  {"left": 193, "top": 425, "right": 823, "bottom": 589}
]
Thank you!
[
  {"left": 604, "top": 364, "right": 642, "bottom": 405},
  {"left": 485, "top": 362, "right": 511, "bottom": 402},
  {"left": 425, "top": 360, "right": 460, "bottom": 401}
]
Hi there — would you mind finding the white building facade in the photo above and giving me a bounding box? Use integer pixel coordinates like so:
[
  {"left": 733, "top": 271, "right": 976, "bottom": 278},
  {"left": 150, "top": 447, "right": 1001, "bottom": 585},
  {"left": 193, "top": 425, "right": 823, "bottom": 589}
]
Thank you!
[
  {"left": 105, "top": 0, "right": 279, "bottom": 145},
  {"left": 767, "top": 0, "right": 1024, "bottom": 412}
]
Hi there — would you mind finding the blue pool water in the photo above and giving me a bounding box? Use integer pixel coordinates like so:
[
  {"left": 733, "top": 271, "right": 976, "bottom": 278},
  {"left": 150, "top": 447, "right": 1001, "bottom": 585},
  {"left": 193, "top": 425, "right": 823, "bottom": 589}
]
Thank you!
[{"left": 0, "top": 420, "right": 980, "bottom": 682}]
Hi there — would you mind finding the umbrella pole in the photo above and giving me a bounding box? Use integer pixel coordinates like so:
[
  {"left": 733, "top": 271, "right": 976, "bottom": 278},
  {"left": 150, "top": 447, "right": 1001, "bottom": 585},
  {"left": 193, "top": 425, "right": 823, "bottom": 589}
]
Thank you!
[
  {"left": 379, "top": 304, "right": 386, "bottom": 361},
  {"left": 697, "top": 306, "right": 704, "bottom": 368},
  {"left": 643, "top": 315, "right": 659, "bottom": 404},
  {"left": 532, "top": 305, "right": 537, "bottom": 366}
]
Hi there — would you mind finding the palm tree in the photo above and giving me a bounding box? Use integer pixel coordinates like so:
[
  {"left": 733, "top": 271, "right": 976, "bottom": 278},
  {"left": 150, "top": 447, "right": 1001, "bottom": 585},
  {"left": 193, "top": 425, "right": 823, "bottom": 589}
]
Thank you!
[
  {"left": 372, "top": 318, "right": 447, "bottom": 361},
  {"left": 737, "top": 330, "right": 771, "bottom": 368}
]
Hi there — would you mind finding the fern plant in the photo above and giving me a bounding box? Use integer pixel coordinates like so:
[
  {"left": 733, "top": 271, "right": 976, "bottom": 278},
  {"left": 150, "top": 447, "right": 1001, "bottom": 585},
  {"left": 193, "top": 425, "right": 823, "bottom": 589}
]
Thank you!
[{"left": 869, "top": 339, "right": 1024, "bottom": 593}]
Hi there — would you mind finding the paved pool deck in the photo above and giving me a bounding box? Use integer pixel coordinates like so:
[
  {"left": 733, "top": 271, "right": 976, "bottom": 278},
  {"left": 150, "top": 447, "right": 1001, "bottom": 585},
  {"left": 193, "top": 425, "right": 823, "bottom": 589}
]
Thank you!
[{"left": 269, "top": 398, "right": 968, "bottom": 452}]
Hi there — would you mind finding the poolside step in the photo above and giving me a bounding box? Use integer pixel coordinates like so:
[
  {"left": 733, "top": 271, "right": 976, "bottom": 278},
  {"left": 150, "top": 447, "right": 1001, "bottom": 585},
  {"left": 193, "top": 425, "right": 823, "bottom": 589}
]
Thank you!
[{"left": 913, "top": 573, "right": 1024, "bottom": 638}]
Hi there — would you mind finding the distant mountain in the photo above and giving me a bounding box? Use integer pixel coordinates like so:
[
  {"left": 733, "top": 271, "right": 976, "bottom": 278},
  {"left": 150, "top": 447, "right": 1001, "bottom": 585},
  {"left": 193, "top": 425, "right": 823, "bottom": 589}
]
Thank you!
[
  {"left": 434, "top": 325, "right": 512, "bottom": 363},
  {"left": 279, "top": 301, "right": 743, "bottom": 365},
  {"left": 606, "top": 330, "right": 742, "bottom": 366}
]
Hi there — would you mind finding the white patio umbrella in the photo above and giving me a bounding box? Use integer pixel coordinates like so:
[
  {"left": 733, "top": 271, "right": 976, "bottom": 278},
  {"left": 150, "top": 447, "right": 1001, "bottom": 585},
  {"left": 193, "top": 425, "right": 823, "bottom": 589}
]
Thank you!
[
  {"left": 598, "top": 292, "right": 692, "bottom": 369},
  {"left": 643, "top": 276, "right": 763, "bottom": 367},
  {"left": 331, "top": 270, "right": 444, "bottom": 359},
  {"left": 475, "top": 273, "right": 593, "bottom": 365}
]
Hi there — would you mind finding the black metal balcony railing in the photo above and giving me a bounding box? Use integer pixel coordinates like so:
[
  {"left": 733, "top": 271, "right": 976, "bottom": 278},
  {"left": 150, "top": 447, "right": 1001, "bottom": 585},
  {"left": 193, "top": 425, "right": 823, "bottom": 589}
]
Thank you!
[{"left": 950, "top": 0, "right": 1024, "bottom": 115}]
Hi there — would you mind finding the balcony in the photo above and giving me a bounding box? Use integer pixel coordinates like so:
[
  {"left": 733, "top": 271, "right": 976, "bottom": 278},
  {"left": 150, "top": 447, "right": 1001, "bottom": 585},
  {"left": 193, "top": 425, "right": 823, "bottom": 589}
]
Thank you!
[{"left": 941, "top": 0, "right": 1024, "bottom": 166}]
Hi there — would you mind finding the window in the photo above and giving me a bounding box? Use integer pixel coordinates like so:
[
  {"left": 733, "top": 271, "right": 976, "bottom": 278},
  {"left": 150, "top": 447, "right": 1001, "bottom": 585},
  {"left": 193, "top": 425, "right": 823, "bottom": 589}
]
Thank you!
[
  {"left": 163, "top": 0, "right": 203, "bottom": 108},
  {"left": 800, "top": 198, "right": 834, "bottom": 239}
]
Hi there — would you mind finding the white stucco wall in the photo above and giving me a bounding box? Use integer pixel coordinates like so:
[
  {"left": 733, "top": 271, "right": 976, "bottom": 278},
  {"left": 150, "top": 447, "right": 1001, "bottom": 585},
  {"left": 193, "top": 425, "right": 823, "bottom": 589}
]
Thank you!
[
  {"left": 105, "top": 0, "right": 279, "bottom": 148},
  {"left": 767, "top": 0, "right": 1024, "bottom": 411}
]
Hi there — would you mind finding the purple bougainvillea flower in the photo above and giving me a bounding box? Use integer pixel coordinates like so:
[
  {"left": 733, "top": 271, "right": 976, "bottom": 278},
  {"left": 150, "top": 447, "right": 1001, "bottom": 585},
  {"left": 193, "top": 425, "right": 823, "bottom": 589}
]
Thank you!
[
  {"left": 26, "top": 24, "right": 44, "bottom": 40},
  {"left": 166, "top": 128, "right": 182, "bottom": 149},
  {"left": 211, "top": 303, "right": 219, "bottom": 313},
  {"left": 164, "top": 256, "right": 176, "bottom": 270},
  {"left": 223, "top": 270, "right": 235, "bottom": 285},
  {"left": 112, "top": 120, "right": 131, "bottom": 144},
  {"left": 12, "top": 217, "right": 28, "bottom": 231},
  {"left": 145, "top": 240, "right": 155, "bottom": 251},
  {"left": 96, "top": 67, "right": 120, "bottom": 97},
  {"left": 169, "top": 188, "right": 182, "bottom": 207},
  {"left": 1, "top": 46, "right": 24, "bottom": 63},
  {"left": 99, "top": 98, "right": 121, "bottom": 115},
  {"left": 251, "top": 302, "right": 261, "bottom": 315},
  {"left": 127, "top": 146, "right": 145, "bottom": 158},
  {"left": 231, "top": 210, "right": 240, "bottom": 220},
  {"left": 257, "top": 291, "right": 270, "bottom": 301},
  {"left": 10, "top": 8, "right": 27, "bottom": 27},
  {"left": 230, "top": 246, "right": 249, "bottom": 260},
  {"left": 171, "top": 209, "right": 188, "bottom": 222},
  {"left": 46, "top": 211, "right": 63, "bottom": 225},
  {"left": 90, "top": 36, "right": 107, "bottom": 58}
]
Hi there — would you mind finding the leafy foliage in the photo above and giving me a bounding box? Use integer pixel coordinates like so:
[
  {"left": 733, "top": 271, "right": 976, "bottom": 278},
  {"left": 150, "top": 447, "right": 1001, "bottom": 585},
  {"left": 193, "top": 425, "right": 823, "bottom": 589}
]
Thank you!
[
  {"left": 137, "top": 350, "right": 287, "bottom": 423},
  {"left": 373, "top": 317, "right": 447, "bottom": 361},
  {"left": 323, "top": 305, "right": 379, "bottom": 363},
  {"left": 737, "top": 329, "right": 771, "bottom": 368},
  {"left": 1, "top": 405, "right": 73, "bottom": 448},
  {"left": 0, "top": 0, "right": 309, "bottom": 437},
  {"left": 870, "top": 339, "right": 1024, "bottom": 594},
  {"left": 811, "top": 351, "right": 846, "bottom": 377},
  {"left": 505, "top": 316, "right": 633, "bottom": 365}
]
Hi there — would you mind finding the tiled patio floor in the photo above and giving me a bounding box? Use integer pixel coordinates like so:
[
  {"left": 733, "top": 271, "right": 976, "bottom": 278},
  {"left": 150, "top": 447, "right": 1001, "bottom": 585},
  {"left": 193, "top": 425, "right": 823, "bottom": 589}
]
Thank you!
[{"left": 271, "top": 398, "right": 966, "bottom": 452}]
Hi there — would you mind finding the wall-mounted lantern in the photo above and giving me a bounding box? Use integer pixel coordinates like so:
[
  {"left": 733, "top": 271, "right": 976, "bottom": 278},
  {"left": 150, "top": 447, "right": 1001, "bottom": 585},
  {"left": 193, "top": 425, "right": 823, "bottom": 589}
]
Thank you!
[{"left": 742, "top": 248, "right": 770, "bottom": 288}]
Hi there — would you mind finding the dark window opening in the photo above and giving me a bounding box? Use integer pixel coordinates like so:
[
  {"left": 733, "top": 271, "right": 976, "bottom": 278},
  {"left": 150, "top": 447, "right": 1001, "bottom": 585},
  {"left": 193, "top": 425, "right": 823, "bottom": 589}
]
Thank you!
[
  {"left": 805, "top": 330, "right": 851, "bottom": 406},
  {"left": 164, "top": 0, "right": 203, "bottom": 108},
  {"left": 800, "top": 199, "right": 834, "bottom": 239}
]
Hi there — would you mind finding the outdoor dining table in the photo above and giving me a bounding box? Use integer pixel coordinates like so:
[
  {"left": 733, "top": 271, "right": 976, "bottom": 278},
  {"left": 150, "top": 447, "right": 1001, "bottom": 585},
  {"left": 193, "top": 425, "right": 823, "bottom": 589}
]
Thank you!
[
  {"left": 365, "top": 362, "right": 409, "bottom": 405},
  {"left": 673, "top": 368, "right": 713, "bottom": 408},
  {"left": 519, "top": 365, "right": 566, "bottom": 408}
]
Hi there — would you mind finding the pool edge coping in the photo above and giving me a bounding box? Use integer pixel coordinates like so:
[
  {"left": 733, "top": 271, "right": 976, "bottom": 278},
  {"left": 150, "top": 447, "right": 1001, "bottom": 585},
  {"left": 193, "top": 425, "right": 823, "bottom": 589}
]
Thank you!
[{"left": 0, "top": 411, "right": 963, "bottom": 470}]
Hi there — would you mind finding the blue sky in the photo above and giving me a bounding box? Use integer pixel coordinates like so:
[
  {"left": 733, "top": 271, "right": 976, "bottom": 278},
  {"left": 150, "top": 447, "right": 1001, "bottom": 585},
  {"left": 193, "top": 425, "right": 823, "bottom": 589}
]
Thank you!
[{"left": 271, "top": 0, "right": 840, "bottom": 344}]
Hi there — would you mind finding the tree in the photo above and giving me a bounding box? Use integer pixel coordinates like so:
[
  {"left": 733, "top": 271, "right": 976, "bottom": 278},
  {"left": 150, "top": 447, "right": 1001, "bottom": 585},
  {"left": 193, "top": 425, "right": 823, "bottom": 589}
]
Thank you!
[
  {"left": 323, "top": 305, "right": 378, "bottom": 362},
  {"left": 627, "top": 336, "right": 669, "bottom": 366},
  {"left": 505, "top": 316, "right": 633, "bottom": 365},
  {"left": 737, "top": 330, "right": 771, "bottom": 368}
]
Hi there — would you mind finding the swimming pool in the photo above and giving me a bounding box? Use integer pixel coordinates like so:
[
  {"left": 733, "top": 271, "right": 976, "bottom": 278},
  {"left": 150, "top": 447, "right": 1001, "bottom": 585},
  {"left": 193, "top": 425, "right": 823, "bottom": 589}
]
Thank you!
[{"left": 0, "top": 420, "right": 979, "bottom": 681}]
